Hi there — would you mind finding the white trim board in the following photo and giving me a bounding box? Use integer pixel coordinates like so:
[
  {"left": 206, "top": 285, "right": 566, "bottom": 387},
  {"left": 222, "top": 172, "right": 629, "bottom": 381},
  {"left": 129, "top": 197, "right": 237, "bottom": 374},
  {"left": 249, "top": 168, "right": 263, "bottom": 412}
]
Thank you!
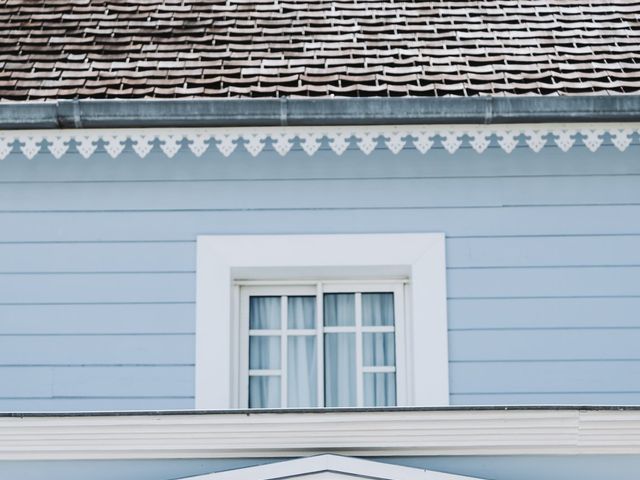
[
  {"left": 0, "top": 122, "right": 637, "bottom": 160},
  {"left": 182, "top": 454, "right": 484, "bottom": 480},
  {"left": 196, "top": 233, "right": 449, "bottom": 409},
  {"left": 2, "top": 408, "right": 640, "bottom": 460}
]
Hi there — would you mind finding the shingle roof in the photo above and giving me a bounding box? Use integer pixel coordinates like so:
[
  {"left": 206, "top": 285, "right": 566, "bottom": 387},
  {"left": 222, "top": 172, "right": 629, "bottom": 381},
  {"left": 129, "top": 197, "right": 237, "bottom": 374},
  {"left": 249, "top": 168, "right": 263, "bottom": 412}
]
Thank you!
[{"left": 2, "top": 0, "right": 640, "bottom": 101}]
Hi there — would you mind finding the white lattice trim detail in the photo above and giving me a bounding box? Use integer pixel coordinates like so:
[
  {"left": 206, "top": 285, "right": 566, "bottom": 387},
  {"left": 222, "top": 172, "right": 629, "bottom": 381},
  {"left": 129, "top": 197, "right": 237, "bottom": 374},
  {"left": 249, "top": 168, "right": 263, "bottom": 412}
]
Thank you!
[{"left": 0, "top": 124, "right": 638, "bottom": 160}]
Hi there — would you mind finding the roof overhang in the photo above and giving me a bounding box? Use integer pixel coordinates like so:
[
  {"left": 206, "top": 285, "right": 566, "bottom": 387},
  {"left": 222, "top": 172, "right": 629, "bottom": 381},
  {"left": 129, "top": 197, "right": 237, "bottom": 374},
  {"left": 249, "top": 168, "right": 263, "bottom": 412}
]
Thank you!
[
  {"left": 182, "top": 454, "right": 484, "bottom": 480},
  {"left": 1, "top": 96, "right": 640, "bottom": 130},
  {"left": 2, "top": 406, "right": 640, "bottom": 461}
]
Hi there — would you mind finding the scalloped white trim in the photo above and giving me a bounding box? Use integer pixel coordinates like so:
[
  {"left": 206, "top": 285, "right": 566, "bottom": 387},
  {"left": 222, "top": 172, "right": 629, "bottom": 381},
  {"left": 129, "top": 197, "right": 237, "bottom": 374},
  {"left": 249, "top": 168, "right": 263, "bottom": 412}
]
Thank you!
[{"left": 0, "top": 124, "right": 637, "bottom": 160}]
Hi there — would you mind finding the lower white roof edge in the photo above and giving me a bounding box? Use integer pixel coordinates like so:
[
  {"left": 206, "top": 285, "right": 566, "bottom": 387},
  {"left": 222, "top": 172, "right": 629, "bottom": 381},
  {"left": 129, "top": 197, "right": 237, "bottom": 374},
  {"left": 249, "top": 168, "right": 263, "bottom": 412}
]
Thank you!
[{"left": 1, "top": 408, "right": 640, "bottom": 460}]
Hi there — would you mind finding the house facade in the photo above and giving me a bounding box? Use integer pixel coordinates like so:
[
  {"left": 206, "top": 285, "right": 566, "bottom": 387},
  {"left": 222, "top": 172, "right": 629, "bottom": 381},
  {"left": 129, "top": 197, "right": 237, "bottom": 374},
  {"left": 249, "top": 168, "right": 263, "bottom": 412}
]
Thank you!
[{"left": 2, "top": 1, "right": 640, "bottom": 479}]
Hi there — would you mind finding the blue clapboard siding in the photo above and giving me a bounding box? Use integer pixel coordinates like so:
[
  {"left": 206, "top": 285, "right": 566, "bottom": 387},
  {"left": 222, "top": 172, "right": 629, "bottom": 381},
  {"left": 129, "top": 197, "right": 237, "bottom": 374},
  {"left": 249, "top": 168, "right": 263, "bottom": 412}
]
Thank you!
[
  {"left": 5, "top": 455, "right": 640, "bottom": 480},
  {"left": 1, "top": 139, "right": 640, "bottom": 409}
]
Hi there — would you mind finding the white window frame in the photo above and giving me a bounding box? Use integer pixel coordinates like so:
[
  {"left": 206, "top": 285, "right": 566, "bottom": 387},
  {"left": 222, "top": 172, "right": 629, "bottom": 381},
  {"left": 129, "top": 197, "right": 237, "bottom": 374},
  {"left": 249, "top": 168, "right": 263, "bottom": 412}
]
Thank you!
[
  {"left": 240, "top": 281, "right": 406, "bottom": 408},
  {"left": 196, "top": 233, "right": 449, "bottom": 409}
]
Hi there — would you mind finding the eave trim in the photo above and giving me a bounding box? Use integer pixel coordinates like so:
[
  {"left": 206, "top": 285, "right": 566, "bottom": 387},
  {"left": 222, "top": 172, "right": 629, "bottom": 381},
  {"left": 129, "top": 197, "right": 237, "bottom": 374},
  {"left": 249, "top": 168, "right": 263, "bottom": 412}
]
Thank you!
[
  {"left": 0, "top": 122, "right": 638, "bottom": 160},
  {"left": 1, "top": 408, "right": 640, "bottom": 460}
]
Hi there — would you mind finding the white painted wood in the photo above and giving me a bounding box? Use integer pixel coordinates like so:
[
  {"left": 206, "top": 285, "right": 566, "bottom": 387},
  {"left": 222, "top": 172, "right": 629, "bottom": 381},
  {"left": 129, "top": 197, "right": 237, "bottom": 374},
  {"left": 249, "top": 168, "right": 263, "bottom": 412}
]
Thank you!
[
  {"left": 411, "top": 233, "right": 449, "bottom": 406},
  {"left": 196, "top": 239, "right": 232, "bottom": 408},
  {"left": 4, "top": 408, "right": 640, "bottom": 460},
  {"left": 316, "top": 282, "right": 324, "bottom": 408},
  {"left": 281, "top": 295, "right": 288, "bottom": 407},
  {"left": 182, "top": 454, "right": 484, "bottom": 480},
  {"left": 355, "top": 292, "right": 363, "bottom": 407},
  {"left": 2, "top": 123, "right": 639, "bottom": 160},
  {"left": 197, "top": 233, "right": 449, "bottom": 409},
  {"left": 394, "top": 284, "right": 408, "bottom": 406}
]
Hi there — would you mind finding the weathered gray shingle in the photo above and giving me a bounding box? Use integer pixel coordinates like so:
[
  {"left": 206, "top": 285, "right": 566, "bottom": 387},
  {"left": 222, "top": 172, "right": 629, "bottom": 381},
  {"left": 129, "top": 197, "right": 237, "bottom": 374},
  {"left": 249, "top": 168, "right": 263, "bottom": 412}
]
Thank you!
[{"left": 2, "top": 0, "right": 640, "bottom": 100}]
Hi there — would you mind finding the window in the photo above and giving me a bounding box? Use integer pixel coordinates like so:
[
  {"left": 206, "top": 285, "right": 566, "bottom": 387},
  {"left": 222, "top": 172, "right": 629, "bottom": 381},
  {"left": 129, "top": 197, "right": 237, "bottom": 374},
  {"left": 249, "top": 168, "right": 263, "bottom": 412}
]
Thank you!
[
  {"left": 196, "top": 233, "right": 448, "bottom": 409},
  {"left": 240, "top": 282, "right": 406, "bottom": 408}
]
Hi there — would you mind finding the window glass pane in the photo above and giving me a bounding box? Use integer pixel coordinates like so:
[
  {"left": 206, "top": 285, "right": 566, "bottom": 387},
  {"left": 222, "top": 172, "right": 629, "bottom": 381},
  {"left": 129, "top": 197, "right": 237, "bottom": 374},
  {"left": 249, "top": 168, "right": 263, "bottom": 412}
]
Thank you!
[
  {"left": 249, "top": 296, "right": 281, "bottom": 330},
  {"left": 288, "top": 296, "right": 316, "bottom": 329},
  {"left": 362, "top": 292, "right": 394, "bottom": 326},
  {"left": 363, "top": 373, "right": 396, "bottom": 407},
  {"left": 249, "top": 336, "right": 280, "bottom": 370},
  {"left": 249, "top": 376, "right": 280, "bottom": 408},
  {"left": 324, "top": 332, "right": 356, "bottom": 407},
  {"left": 288, "top": 336, "right": 317, "bottom": 407},
  {"left": 363, "top": 332, "right": 395, "bottom": 367},
  {"left": 323, "top": 293, "right": 355, "bottom": 326}
]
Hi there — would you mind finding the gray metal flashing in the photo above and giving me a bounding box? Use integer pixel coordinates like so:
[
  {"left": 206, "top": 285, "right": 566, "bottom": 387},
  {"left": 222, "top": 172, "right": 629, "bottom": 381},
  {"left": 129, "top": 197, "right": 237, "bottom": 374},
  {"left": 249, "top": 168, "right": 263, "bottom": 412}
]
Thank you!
[{"left": 0, "top": 96, "right": 639, "bottom": 130}]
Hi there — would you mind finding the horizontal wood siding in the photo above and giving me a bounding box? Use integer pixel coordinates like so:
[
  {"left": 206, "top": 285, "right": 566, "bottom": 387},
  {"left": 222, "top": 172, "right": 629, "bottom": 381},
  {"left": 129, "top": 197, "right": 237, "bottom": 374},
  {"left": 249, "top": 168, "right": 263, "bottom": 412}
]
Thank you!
[
  {"left": 3, "top": 455, "right": 640, "bottom": 480},
  {"left": 1, "top": 141, "right": 639, "bottom": 409}
]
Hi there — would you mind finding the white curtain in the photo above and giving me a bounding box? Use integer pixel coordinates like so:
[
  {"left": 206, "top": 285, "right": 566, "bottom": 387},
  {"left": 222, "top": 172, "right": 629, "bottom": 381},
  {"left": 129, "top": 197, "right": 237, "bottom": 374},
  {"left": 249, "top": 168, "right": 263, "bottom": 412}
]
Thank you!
[
  {"left": 364, "top": 373, "right": 396, "bottom": 407},
  {"left": 362, "top": 293, "right": 396, "bottom": 406},
  {"left": 288, "top": 336, "right": 317, "bottom": 407},
  {"left": 324, "top": 293, "right": 355, "bottom": 326},
  {"left": 324, "top": 332, "right": 356, "bottom": 407},
  {"left": 249, "top": 296, "right": 281, "bottom": 408},
  {"left": 362, "top": 292, "right": 394, "bottom": 326},
  {"left": 288, "top": 296, "right": 317, "bottom": 407},
  {"left": 249, "top": 296, "right": 280, "bottom": 329},
  {"left": 324, "top": 293, "right": 356, "bottom": 406},
  {"left": 249, "top": 376, "right": 280, "bottom": 408}
]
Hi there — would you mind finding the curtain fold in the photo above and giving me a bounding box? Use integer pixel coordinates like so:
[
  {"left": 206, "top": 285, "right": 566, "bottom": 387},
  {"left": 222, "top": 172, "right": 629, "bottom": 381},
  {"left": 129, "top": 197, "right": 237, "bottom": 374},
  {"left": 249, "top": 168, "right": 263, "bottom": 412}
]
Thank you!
[
  {"left": 249, "top": 296, "right": 282, "bottom": 408},
  {"left": 288, "top": 296, "right": 317, "bottom": 407},
  {"left": 324, "top": 332, "right": 356, "bottom": 407}
]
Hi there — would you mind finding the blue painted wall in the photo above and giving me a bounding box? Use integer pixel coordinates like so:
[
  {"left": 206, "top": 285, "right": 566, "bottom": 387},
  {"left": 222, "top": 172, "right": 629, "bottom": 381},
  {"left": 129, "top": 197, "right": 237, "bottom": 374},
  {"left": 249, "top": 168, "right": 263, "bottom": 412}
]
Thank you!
[
  {"left": 3, "top": 454, "right": 640, "bottom": 480},
  {"left": 1, "top": 137, "right": 640, "bottom": 409}
]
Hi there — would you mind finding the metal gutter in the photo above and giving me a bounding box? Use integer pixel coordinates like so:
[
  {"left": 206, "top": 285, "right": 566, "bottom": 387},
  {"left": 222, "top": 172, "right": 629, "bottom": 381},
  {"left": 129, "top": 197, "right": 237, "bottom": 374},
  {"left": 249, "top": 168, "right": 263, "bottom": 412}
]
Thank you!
[{"left": 0, "top": 96, "right": 639, "bottom": 129}]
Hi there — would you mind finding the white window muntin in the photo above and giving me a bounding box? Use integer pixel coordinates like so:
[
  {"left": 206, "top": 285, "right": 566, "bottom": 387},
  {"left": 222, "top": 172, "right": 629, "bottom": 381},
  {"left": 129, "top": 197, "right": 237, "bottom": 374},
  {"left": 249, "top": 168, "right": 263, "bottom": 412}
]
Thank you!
[{"left": 239, "top": 282, "right": 406, "bottom": 408}]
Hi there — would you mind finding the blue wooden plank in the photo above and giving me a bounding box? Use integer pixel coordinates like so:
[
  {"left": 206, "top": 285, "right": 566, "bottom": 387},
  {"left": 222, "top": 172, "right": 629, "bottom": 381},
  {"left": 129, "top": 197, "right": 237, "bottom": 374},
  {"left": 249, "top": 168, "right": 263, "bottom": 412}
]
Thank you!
[
  {"left": 447, "top": 235, "right": 640, "bottom": 268},
  {"left": 0, "top": 367, "right": 52, "bottom": 396},
  {"left": 0, "top": 458, "right": 277, "bottom": 480},
  {"left": 0, "top": 273, "right": 193, "bottom": 303},
  {"left": 0, "top": 304, "right": 194, "bottom": 334},
  {"left": 2, "top": 175, "right": 640, "bottom": 211},
  {"left": 0, "top": 242, "right": 194, "bottom": 273},
  {"left": 451, "top": 392, "right": 640, "bottom": 405},
  {"left": 0, "top": 397, "right": 194, "bottom": 411},
  {"left": 0, "top": 335, "right": 193, "bottom": 365},
  {"left": 3, "top": 455, "right": 640, "bottom": 480},
  {"left": 52, "top": 366, "right": 193, "bottom": 397},
  {"left": 448, "top": 266, "right": 640, "bottom": 298},
  {"left": 450, "top": 329, "right": 640, "bottom": 361},
  {"left": 388, "top": 455, "right": 640, "bottom": 480},
  {"left": 0, "top": 205, "right": 639, "bottom": 242},
  {"left": 450, "top": 360, "right": 640, "bottom": 393},
  {"left": 448, "top": 297, "right": 640, "bottom": 329}
]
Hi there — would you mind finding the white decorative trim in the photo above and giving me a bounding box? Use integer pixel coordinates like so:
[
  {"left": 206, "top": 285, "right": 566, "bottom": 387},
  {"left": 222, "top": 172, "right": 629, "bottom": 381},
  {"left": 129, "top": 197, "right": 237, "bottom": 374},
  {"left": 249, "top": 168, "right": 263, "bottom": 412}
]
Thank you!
[
  {"left": 2, "top": 408, "right": 640, "bottom": 460},
  {"left": 0, "top": 123, "right": 637, "bottom": 160},
  {"left": 184, "top": 454, "right": 482, "bottom": 480},
  {"left": 196, "top": 233, "right": 448, "bottom": 410}
]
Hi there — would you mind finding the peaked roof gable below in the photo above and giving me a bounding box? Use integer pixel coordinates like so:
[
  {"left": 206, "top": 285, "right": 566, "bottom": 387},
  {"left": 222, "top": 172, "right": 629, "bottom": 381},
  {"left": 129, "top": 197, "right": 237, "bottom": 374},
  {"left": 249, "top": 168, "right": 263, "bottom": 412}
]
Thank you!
[
  {"left": 181, "top": 455, "right": 485, "bottom": 480},
  {"left": 2, "top": 0, "right": 640, "bottom": 100}
]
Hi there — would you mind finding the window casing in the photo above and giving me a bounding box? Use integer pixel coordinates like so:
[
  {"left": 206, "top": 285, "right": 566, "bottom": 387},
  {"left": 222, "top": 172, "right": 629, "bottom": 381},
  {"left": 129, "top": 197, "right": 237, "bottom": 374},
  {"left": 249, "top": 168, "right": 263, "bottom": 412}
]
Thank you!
[
  {"left": 240, "top": 282, "right": 407, "bottom": 408},
  {"left": 196, "top": 233, "right": 449, "bottom": 409}
]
